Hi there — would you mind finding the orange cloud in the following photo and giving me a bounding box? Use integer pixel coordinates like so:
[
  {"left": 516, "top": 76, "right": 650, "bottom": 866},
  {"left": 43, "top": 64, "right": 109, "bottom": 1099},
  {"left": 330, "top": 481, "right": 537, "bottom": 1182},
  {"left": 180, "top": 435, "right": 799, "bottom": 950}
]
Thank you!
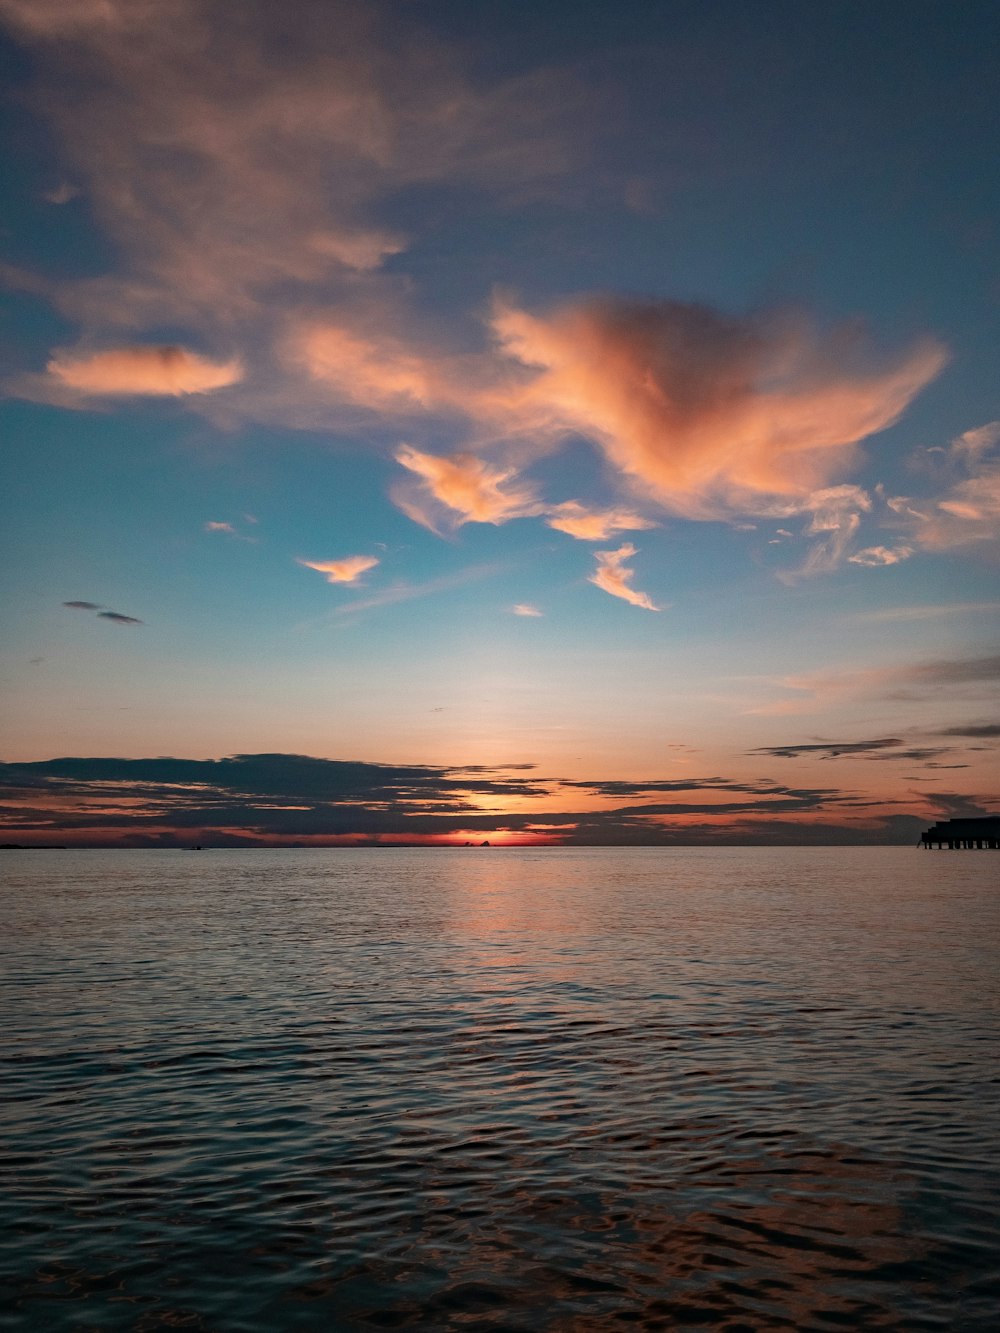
[
  {"left": 588, "top": 543, "right": 659, "bottom": 610},
  {"left": 512, "top": 603, "right": 543, "bottom": 616},
  {"left": 298, "top": 555, "right": 380, "bottom": 585},
  {"left": 290, "top": 324, "right": 438, "bottom": 411},
  {"left": 47, "top": 345, "right": 242, "bottom": 395},
  {"left": 0, "top": 0, "right": 579, "bottom": 331},
  {"left": 394, "top": 445, "right": 543, "bottom": 530},
  {"left": 493, "top": 298, "right": 946, "bottom": 518},
  {"left": 545, "top": 501, "right": 656, "bottom": 540}
]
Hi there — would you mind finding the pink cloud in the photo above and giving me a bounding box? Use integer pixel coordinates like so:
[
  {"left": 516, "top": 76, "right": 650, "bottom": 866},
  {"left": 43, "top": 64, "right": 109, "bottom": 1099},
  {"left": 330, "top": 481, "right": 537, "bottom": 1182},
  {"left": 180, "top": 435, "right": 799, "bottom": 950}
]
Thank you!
[
  {"left": 545, "top": 501, "right": 656, "bottom": 541},
  {"left": 394, "top": 446, "right": 543, "bottom": 530},
  {"left": 298, "top": 555, "right": 380, "bottom": 585},
  {"left": 0, "top": 0, "right": 580, "bottom": 332},
  {"left": 588, "top": 543, "right": 659, "bottom": 610},
  {"left": 47, "top": 345, "right": 242, "bottom": 396},
  {"left": 493, "top": 297, "right": 946, "bottom": 518},
  {"left": 512, "top": 603, "right": 543, "bottom": 617},
  {"left": 289, "top": 324, "right": 438, "bottom": 412}
]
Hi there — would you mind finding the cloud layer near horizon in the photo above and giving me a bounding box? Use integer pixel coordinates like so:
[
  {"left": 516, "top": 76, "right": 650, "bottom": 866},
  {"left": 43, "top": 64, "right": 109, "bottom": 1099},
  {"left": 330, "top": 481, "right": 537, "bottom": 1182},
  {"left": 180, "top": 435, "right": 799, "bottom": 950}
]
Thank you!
[{"left": 3, "top": 750, "right": 981, "bottom": 847}]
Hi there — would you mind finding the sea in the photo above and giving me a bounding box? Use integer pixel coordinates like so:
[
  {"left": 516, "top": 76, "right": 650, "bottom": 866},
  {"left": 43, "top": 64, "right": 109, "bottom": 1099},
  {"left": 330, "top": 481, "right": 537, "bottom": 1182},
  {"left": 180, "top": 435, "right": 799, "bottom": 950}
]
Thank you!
[{"left": 2, "top": 846, "right": 999, "bottom": 1331}]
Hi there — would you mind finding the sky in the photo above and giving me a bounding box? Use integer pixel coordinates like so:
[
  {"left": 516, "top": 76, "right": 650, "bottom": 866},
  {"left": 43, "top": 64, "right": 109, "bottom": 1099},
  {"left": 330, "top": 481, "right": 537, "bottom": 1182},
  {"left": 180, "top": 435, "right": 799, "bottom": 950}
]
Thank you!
[{"left": 0, "top": 0, "right": 997, "bottom": 847}]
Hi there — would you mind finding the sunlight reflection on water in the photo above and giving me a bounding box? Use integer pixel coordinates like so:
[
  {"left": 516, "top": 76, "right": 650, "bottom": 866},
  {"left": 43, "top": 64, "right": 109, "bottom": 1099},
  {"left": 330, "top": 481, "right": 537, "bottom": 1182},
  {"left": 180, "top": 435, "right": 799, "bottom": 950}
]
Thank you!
[{"left": 2, "top": 847, "right": 999, "bottom": 1330}]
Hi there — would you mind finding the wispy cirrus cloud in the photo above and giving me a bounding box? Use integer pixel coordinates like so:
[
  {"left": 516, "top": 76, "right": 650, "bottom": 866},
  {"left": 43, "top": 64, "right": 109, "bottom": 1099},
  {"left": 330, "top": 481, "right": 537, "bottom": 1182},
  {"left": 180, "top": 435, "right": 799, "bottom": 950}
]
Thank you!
[
  {"left": 298, "top": 555, "right": 380, "bottom": 585},
  {"left": 298, "top": 562, "right": 505, "bottom": 624},
  {"left": 775, "top": 485, "right": 872, "bottom": 580},
  {"left": 898, "top": 654, "right": 1000, "bottom": 690},
  {"left": 847, "top": 601, "right": 1000, "bottom": 624},
  {"left": 588, "top": 543, "right": 659, "bottom": 610},
  {"left": 746, "top": 651, "right": 1000, "bottom": 716},
  {"left": 0, "top": 0, "right": 581, "bottom": 334},
  {"left": 888, "top": 422, "right": 1000, "bottom": 551},
  {"left": 512, "top": 603, "right": 543, "bottom": 617}
]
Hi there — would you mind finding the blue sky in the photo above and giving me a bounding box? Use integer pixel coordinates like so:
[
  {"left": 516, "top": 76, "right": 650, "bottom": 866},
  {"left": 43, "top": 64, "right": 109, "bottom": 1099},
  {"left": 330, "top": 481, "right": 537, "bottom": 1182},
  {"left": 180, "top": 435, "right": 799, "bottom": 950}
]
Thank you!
[{"left": 1, "top": 0, "right": 997, "bottom": 844}]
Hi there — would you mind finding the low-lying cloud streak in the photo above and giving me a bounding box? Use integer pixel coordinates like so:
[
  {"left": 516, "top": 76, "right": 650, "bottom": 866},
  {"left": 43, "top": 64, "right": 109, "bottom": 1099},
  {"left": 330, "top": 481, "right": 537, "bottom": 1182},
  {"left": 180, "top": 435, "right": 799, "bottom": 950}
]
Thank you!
[
  {"left": 0, "top": 752, "right": 963, "bottom": 846},
  {"left": 62, "top": 601, "right": 143, "bottom": 624},
  {"left": 749, "top": 650, "right": 1000, "bottom": 716}
]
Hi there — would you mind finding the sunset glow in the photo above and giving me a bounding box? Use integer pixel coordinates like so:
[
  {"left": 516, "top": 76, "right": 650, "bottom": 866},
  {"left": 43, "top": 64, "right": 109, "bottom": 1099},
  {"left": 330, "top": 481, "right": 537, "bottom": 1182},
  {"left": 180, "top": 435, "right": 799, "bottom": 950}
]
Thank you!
[{"left": 0, "top": 0, "right": 996, "bottom": 845}]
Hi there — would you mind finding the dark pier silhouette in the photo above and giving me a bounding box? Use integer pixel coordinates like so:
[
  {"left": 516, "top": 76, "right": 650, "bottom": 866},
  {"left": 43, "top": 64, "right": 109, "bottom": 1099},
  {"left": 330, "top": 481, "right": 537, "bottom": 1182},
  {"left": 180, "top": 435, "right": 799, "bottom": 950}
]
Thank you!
[{"left": 920, "top": 816, "right": 1000, "bottom": 849}]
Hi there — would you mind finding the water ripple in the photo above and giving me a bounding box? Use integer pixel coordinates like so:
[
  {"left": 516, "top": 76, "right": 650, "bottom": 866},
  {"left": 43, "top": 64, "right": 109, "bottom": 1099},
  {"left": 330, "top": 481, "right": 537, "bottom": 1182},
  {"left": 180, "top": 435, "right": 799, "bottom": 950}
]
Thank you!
[{"left": 1, "top": 846, "right": 998, "bottom": 1330}]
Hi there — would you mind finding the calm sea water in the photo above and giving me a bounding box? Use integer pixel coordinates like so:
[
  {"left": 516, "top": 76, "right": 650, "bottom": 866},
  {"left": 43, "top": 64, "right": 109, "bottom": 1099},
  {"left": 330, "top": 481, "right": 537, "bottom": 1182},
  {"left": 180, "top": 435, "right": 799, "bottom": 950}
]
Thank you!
[{"left": 2, "top": 846, "right": 999, "bottom": 1331}]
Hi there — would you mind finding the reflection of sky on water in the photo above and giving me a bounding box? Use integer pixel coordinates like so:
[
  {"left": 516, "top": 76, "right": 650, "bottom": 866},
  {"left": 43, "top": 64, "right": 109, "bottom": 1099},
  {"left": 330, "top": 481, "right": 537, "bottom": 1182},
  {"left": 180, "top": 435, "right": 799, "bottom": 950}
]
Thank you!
[{"left": 2, "top": 847, "right": 998, "bottom": 1329}]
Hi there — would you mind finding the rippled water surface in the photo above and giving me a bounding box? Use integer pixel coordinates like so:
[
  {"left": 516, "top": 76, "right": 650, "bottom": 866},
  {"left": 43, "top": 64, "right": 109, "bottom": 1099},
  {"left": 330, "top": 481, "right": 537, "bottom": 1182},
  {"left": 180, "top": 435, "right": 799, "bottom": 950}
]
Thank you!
[{"left": 2, "top": 847, "right": 999, "bottom": 1330}]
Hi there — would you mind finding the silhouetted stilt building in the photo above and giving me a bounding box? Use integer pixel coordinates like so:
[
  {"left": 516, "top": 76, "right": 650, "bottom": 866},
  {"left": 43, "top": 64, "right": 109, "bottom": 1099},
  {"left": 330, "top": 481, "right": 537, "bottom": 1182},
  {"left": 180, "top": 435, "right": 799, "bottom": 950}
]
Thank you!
[{"left": 920, "top": 817, "right": 1000, "bottom": 849}]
